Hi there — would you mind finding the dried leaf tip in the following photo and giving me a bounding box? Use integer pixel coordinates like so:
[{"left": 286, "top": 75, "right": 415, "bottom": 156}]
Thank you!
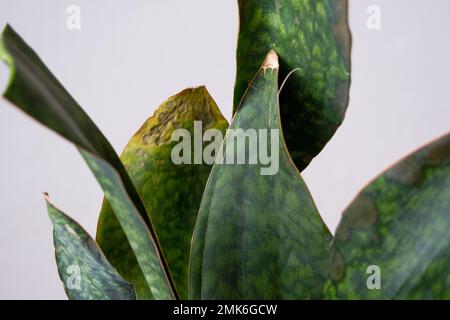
[
  {"left": 262, "top": 50, "right": 279, "bottom": 71},
  {"left": 43, "top": 192, "right": 56, "bottom": 209}
]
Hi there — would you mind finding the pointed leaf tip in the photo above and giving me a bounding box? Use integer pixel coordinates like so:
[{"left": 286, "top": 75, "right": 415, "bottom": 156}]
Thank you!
[{"left": 262, "top": 50, "right": 279, "bottom": 71}]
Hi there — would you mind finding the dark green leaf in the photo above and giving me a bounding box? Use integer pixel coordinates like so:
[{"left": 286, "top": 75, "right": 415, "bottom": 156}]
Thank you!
[
  {"left": 0, "top": 24, "right": 176, "bottom": 299},
  {"left": 328, "top": 133, "right": 450, "bottom": 299},
  {"left": 97, "top": 87, "right": 228, "bottom": 299},
  {"left": 46, "top": 194, "right": 136, "bottom": 300},
  {"left": 235, "top": 0, "right": 351, "bottom": 171},
  {"left": 189, "top": 51, "right": 332, "bottom": 299}
]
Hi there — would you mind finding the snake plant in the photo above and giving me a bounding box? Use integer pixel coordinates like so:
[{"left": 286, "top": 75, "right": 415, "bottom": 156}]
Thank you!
[{"left": 1, "top": 0, "right": 449, "bottom": 300}]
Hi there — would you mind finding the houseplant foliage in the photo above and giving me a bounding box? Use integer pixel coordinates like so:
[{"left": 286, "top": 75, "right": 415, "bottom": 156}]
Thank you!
[
  {"left": 327, "top": 133, "right": 450, "bottom": 299},
  {"left": 235, "top": 0, "right": 351, "bottom": 171},
  {"left": 1, "top": 0, "right": 449, "bottom": 300},
  {"left": 96, "top": 87, "right": 228, "bottom": 299},
  {"left": 46, "top": 195, "right": 136, "bottom": 300},
  {"left": 189, "top": 51, "right": 332, "bottom": 299}
]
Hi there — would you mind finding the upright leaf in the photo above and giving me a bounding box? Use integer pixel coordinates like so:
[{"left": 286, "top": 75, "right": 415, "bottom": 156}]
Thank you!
[
  {"left": 189, "top": 51, "right": 332, "bottom": 299},
  {"left": 0, "top": 25, "right": 175, "bottom": 299},
  {"left": 328, "top": 133, "right": 450, "bottom": 299},
  {"left": 46, "top": 195, "right": 136, "bottom": 300},
  {"left": 235, "top": 0, "right": 351, "bottom": 171},
  {"left": 97, "top": 87, "right": 228, "bottom": 299}
]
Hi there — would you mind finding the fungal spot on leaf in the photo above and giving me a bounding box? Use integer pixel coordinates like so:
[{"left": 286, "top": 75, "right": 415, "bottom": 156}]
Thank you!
[
  {"left": 386, "top": 159, "right": 422, "bottom": 186},
  {"left": 135, "top": 148, "right": 144, "bottom": 157},
  {"left": 143, "top": 134, "right": 157, "bottom": 145},
  {"left": 424, "top": 136, "right": 450, "bottom": 166},
  {"left": 337, "top": 194, "right": 378, "bottom": 242},
  {"left": 330, "top": 248, "right": 345, "bottom": 281}
]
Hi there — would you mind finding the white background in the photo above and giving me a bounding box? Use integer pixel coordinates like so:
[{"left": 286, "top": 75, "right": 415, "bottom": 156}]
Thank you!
[{"left": 0, "top": 0, "right": 449, "bottom": 299}]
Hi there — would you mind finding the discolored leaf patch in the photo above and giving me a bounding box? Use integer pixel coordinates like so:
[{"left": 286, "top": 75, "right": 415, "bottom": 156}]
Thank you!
[{"left": 97, "top": 87, "right": 228, "bottom": 299}]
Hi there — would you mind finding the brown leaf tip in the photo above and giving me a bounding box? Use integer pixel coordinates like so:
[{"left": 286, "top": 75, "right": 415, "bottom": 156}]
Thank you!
[
  {"left": 43, "top": 192, "right": 52, "bottom": 204},
  {"left": 262, "top": 50, "right": 279, "bottom": 71}
]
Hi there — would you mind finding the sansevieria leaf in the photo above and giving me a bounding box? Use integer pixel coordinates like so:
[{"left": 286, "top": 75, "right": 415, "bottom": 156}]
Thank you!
[
  {"left": 0, "top": 25, "right": 176, "bottom": 299},
  {"left": 235, "top": 0, "right": 351, "bottom": 171},
  {"left": 97, "top": 87, "right": 228, "bottom": 299},
  {"left": 189, "top": 51, "right": 332, "bottom": 299},
  {"left": 46, "top": 195, "right": 136, "bottom": 300},
  {"left": 327, "top": 132, "right": 450, "bottom": 299}
]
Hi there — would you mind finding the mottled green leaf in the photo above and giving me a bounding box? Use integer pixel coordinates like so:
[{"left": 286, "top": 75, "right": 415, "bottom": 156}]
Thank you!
[
  {"left": 189, "top": 51, "right": 332, "bottom": 299},
  {"left": 0, "top": 24, "right": 176, "bottom": 299},
  {"left": 45, "top": 195, "right": 136, "bottom": 300},
  {"left": 327, "top": 133, "right": 450, "bottom": 299},
  {"left": 235, "top": 0, "right": 351, "bottom": 171},
  {"left": 97, "top": 87, "right": 228, "bottom": 299}
]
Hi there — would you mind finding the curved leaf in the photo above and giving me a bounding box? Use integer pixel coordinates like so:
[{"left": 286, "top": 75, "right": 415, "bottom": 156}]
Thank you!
[
  {"left": 97, "top": 87, "right": 228, "bottom": 299},
  {"left": 328, "top": 133, "right": 450, "bottom": 299},
  {"left": 189, "top": 51, "right": 332, "bottom": 299},
  {"left": 46, "top": 195, "right": 136, "bottom": 300},
  {"left": 235, "top": 0, "right": 351, "bottom": 171},
  {"left": 0, "top": 25, "right": 176, "bottom": 299}
]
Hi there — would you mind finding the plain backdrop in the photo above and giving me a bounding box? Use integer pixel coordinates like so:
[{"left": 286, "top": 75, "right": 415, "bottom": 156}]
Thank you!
[{"left": 0, "top": 0, "right": 449, "bottom": 299}]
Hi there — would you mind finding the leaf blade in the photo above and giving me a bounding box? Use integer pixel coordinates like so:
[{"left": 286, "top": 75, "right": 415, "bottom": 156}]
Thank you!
[
  {"left": 189, "top": 51, "right": 332, "bottom": 299},
  {"left": 96, "top": 87, "right": 229, "bottom": 299},
  {"left": 0, "top": 24, "right": 175, "bottom": 299},
  {"left": 235, "top": 0, "right": 351, "bottom": 171},
  {"left": 329, "top": 133, "right": 450, "bottom": 299},
  {"left": 46, "top": 195, "right": 136, "bottom": 300}
]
